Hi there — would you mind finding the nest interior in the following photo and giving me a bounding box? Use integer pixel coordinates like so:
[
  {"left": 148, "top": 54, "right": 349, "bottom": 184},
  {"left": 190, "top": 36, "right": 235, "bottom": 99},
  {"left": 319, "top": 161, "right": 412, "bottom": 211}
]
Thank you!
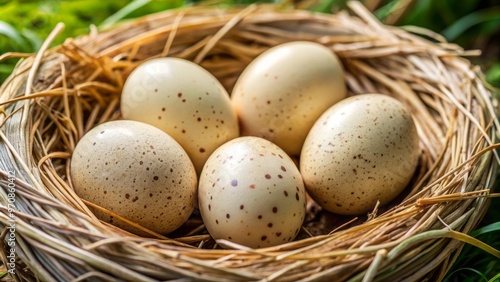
[{"left": 0, "top": 2, "right": 498, "bottom": 282}]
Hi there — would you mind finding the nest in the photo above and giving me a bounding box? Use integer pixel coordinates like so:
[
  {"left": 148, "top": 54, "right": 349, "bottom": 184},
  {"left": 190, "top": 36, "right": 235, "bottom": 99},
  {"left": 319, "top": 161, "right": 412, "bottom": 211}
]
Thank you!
[{"left": 0, "top": 2, "right": 499, "bottom": 281}]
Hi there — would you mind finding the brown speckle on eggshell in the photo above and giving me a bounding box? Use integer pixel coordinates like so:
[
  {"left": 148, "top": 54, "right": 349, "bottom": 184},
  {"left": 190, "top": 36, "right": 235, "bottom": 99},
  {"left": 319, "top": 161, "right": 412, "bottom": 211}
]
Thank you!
[
  {"left": 121, "top": 58, "right": 239, "bottom": 174},
  {"left": 231, "top": 41, "right": 346, "bottom": 156},
  {"left": 300, "top": 94, "right": 420, "bottom": 215},
  {"left": 70, "top": 120, "right": 197, "bottom": 235},
  {"left": 198, "top": 137, "right": 306, "bottom": 248}
]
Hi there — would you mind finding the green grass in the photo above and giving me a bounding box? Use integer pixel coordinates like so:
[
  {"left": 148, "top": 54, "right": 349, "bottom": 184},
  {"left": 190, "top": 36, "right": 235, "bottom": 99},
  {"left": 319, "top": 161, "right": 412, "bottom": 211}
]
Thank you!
[
  {"left": 445, "top": 196, "right": 500, "bottom": 282},
  {"left": 0, "top": 0, "right": 189, "bottom": 82},
  {"left": 0, "top": 0, "right": 499, "bottom": 280}
]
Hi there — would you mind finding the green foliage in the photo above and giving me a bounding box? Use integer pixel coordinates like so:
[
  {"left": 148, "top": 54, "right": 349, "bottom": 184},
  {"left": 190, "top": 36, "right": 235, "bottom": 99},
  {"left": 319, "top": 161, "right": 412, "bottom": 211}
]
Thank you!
[
  {"left": 309, "top": 0, "right": 500, "bottom": 87},
  {"left": 441, "top": 6, "right": 500, "bottom": 41},
  {"left": 397, "top": 0, "right": 500, "bottom": 87},
  {"left": 0, "top": 0, "right": 188, "bottom": 81},
  {"left": 444, "top": 196, "right": 500, "bottom": 282},
  {"left": 99, "top": 0, "right": 156, "bottom": 29},
  {"left": 309, "top": 0, "right": 349, "bottom": 13},
  {"left": 486, "top": 63, "right": 500, "bottom": 88}
]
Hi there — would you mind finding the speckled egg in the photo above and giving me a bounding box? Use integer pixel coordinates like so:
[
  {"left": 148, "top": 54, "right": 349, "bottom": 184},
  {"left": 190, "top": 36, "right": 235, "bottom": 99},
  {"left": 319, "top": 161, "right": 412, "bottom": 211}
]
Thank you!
[
  {"left": 300, "top": 94, "right": 420, "bottom": 215},
  {"left": 231, "top": 41, "right": 346, "bottom": 156},
  {"left": 198, "top": 137, "right": 306, "bottom": 248},
  {"left": 121, "top": 57, "right": 239, "bottom": 174},
  {"left": 70, "top": 120, "right": 197, "bottom": 235}
]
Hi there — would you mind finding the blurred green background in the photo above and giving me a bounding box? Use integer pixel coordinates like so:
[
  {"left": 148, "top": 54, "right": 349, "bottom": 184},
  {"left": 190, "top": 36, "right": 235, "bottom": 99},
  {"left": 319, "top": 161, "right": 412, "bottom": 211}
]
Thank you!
[{"left": 0, "top": 0, "right": 499, "bottom": 281}]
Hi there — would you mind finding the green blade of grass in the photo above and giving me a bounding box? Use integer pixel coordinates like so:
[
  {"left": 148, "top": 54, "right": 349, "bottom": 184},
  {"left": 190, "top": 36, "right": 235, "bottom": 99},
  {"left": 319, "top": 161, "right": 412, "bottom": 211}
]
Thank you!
[
  {"left": 471, "top": 222, "right": 500, "bottom": 238},
  {"left": 0, "top": 270, "right": 8, "bottom": 279},
  {"left": 309, "top": 0, "right": 348, "bottom": 13},
  {"left": 0, "top": 21, "right": 25, "bottom": 46},
  {"left": 442, "top": 6, "right": 500, "bottom": 41},
  {"left": 21, "top": 28, "right": 43, "bottom": 52},
  {"left": 373, "top": 0, "right": 401, "bottom": 20},
  {"left": 488, "top": 272, "right": 500, "bottom": 282},
  {"left": 446, "top": 268, "right": 489, "bottom": 282},
  {"left": 99, "top": 0, "right": 152, "bottom": 29},
  {"left": 485, "top": 63, "right": 500, "bottom": 88}
]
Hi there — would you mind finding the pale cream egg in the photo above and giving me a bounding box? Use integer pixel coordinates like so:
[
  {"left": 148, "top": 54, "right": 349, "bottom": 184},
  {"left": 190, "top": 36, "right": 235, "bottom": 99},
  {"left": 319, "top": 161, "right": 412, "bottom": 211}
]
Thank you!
[
  {"left": 121, "top": 58, "right": 239, "bottom": 174},
  {"left": 300, "top": 94, "right": 420, "bottom": 215},
  {"left": 70, "top": 120, "right": 197, "bottom": 234},
  {"left": 198, "top": 137, "right": 306, "bottom": 248},
  {"left": 231, "top": 41, "right": 346, "bottom": 156}
]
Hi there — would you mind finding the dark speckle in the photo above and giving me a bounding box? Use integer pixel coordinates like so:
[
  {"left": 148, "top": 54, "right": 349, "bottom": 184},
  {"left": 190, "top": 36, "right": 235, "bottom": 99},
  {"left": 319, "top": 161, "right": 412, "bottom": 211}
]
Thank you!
[
  {"left": 261, "top": 235, "right": 267, "bottom": 241},
  {"left": 231, "top": 179, "right": 238, "bottom": 187},
  {"left": 280, "top": 166, "right": 286, "bottom": 172},
  {"left": 268, "top": 223, "right": 273, "bottom": 228},
  {"left": 265, "top": 174, "right": 271, "bottom": 179},
  {"left": 199, "top": 148, "right": 206, "bottom": 153},
  {"left": 125, "top": 194, "right": 130, "bottom": 199},
  {"left": 178, "top": 92, "right": 182, "bottom": 97},
  {"left": 272, "top": 207, "right": 278, "bottom": 213},
  {"left": 226, "top": 214, "right": 230, "bottom": 219}
]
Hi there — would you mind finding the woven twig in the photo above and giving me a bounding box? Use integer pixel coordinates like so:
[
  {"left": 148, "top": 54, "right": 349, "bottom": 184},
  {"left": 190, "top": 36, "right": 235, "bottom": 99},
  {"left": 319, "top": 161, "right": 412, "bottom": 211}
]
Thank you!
[{"left": 0, "top": 2, "right": 498, "bottom": 281}]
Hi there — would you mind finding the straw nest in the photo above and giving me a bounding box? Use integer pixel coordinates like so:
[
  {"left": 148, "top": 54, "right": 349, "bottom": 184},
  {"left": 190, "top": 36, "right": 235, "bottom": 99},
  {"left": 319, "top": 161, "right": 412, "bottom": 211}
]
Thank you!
[{"left": 0, "top": 2, "right": 499, "bottom": 281}]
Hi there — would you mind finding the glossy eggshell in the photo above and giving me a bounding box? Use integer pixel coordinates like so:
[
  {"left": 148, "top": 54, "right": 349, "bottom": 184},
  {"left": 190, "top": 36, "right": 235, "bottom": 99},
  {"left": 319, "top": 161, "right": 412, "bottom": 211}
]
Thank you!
[
  {"left": 198, "top": 137, "right": 306, "bottom": 248},
  {"left": 231, "top": 41, "right": 346, "bottom": 156},
  {"left": 300, "top": 94, "right": 420, "bottom": 215},
  {"left": 121, "top": 58, "right": 239, "bottom": 174},
  {"left": 70, "top": 120, "right": 197, "bottom": 234}
]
